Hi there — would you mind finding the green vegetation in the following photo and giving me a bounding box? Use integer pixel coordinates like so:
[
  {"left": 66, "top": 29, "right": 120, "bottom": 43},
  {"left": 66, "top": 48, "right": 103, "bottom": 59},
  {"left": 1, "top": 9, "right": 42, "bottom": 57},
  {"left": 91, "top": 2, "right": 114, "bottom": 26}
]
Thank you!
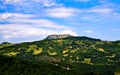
[
  {"left": 0, "top": 55, "right": 78, "bottom": 75},
  {"left": 0, "top": 36, "right": 120, "bottom": 75}
]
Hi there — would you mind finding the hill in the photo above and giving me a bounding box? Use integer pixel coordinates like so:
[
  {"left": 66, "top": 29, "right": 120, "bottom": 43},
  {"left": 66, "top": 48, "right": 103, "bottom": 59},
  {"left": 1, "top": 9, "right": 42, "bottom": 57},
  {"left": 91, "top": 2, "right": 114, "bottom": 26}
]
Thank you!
[{"left": 0, "top": 35, "right": 120, "bottom": 75}]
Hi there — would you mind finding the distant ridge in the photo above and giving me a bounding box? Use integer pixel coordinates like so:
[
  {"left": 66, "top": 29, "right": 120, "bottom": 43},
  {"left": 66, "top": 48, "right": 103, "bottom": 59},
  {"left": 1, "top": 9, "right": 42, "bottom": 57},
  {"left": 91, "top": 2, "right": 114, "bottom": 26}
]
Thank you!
[
  {"left": 45, "top": 34, "right": 101, "bottom": 41},
  {"left": 63, "top": 36, "right": 101, "bottom": 41}
]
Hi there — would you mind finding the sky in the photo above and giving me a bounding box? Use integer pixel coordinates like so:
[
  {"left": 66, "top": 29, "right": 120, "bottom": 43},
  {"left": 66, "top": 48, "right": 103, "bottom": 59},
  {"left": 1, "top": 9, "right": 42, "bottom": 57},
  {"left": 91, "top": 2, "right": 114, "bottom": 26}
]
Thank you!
[{"left": 0, "top": 0, "right": 120, "bottom": 43}]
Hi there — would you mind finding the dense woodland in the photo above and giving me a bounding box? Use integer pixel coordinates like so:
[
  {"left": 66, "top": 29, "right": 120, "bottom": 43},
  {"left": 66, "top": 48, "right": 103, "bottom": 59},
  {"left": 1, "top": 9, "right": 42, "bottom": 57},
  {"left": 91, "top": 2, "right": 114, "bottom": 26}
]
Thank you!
[{"left": 0, "top": 36, "right": 120, "bottom": 75}]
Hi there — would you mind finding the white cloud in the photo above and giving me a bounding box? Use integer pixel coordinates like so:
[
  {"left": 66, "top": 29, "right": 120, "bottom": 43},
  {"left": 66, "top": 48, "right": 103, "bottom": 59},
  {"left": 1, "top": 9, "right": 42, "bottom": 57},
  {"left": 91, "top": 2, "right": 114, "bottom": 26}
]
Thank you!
[
  {"left": 0, "top": 13, "right": 72, "bottom": 29},
  {"left": 75, "top": 4, "right": 119, "bottom": 23},
  {"left": 88, "top": 7, "right": 113, "bottom": 14},
  {"left": 0, "top": 24, "right": 77, "bottom": 39},
  {"left": 33, "top": 0, "right": 58, "bottom": 7},
  {"left": 61, "top": 30, "right": 78, "bottom": 36},
  {"left": 45, "top": 7, "right": 80, "bottom": 18},
  {"left": 0, "top": 25, "right": 55, "bottom": 39},
  {"left": 0, "top": 13, "right": 12, "bottom": 20},
  {"left": 0, "top": 13, "right": 77, "bottom": 40},
  {"left": 4, "top": 0, "right": 60, "bottom": 7},
  {"left": 84, "top": 30, "right": 93, "bottom": 33},
  {"left": 5, "top": 0, "right": 22, "bottom": 3},
  {"left": 10, "top": 19, "right": 72, "bottom": 29},
  {"left": 0, "top": 13, "right": 34, "bottom": 20}
]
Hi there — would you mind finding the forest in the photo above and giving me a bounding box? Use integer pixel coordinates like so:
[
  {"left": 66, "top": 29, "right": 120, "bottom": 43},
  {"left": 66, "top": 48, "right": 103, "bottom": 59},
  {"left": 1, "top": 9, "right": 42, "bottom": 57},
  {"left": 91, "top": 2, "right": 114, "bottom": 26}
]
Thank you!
[{"left": 0, "top": 36, "right": 120, "bottom": 75}]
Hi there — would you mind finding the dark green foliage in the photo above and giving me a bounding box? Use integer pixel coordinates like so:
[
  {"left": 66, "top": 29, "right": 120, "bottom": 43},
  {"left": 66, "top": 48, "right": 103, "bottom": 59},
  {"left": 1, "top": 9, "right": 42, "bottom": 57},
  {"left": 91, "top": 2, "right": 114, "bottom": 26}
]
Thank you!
[
  {"left": 0, "top": 55, "right": 94, "bottom": 75},
  {"left": 1, "top": 42, "right": 11, "bottom": 44}
]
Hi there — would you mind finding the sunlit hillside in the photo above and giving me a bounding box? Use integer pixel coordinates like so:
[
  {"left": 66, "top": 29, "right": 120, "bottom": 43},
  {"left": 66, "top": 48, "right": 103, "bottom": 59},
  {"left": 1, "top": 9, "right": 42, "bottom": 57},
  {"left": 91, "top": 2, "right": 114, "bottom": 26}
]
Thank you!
[{"left": 0, "top": 35, "right": 120, "bottom": 75}]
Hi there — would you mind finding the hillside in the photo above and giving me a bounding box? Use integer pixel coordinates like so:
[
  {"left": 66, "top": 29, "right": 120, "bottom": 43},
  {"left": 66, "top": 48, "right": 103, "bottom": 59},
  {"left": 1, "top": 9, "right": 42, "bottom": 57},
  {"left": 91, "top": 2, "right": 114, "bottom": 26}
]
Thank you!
[
  {"left": 0, "top": 55, "right": 81, "bottom": 75},
  {"left": 0, "top": 35, "right": 120, "bottom": 75}
]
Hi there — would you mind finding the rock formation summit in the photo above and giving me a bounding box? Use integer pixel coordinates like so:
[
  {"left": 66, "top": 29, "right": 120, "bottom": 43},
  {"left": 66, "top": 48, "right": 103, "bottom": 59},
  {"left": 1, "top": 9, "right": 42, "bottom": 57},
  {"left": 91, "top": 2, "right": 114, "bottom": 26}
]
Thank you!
[{"left": 46, "top": 34, "right": 72, "bottom": 39}]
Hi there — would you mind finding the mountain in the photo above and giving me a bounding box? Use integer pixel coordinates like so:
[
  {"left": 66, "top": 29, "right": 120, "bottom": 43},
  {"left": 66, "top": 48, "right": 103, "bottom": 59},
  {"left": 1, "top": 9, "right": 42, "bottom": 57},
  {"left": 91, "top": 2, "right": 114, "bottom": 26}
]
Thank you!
[{"left": 0, "top": 35, "right": 120, "bottom": 75}]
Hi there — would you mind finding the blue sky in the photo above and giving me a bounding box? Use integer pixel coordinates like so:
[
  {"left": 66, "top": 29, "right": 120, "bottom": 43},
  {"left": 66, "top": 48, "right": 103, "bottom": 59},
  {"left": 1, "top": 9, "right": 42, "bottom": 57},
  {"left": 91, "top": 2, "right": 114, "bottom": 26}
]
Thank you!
[{"left": 0, "top": 0, "right": 120, "bottom": 43}]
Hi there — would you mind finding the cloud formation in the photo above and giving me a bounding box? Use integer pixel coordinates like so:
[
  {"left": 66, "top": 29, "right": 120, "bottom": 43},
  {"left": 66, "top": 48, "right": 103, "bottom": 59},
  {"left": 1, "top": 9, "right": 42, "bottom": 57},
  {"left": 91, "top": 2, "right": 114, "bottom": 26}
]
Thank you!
[
  {"left": 4, "top": 0, "right": 60, "bottom": 7},
  {"left": 0, "top": 24, "right": 77, "bottom": 39},
  {"left": 0, "top": 13, "right": 34, "bottom": 20},
  {"left": 0, "top": 0, "right": 120, "bottom": 42},
  {"left": 45, "top": 7, "right": 79, "bottom": 18},
  {"left": 74, "top": 3, "right": 120, "bottom": 23},
  {"left": 33, "top": 0, "right": 58, "bottom": 7},
  {"left": 5, "top": 0, "right": 22, "bottom": 3},
  {"left": 0, "top": 12, "right": 77, "bottom": 40}
]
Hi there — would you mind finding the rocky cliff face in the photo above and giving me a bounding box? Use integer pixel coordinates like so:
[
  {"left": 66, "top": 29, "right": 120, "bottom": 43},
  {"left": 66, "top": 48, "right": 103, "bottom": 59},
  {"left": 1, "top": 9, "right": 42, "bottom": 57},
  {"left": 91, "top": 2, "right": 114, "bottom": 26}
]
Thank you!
[{"left": 46, "top": 34, "right": 72, "bottom": 39}]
